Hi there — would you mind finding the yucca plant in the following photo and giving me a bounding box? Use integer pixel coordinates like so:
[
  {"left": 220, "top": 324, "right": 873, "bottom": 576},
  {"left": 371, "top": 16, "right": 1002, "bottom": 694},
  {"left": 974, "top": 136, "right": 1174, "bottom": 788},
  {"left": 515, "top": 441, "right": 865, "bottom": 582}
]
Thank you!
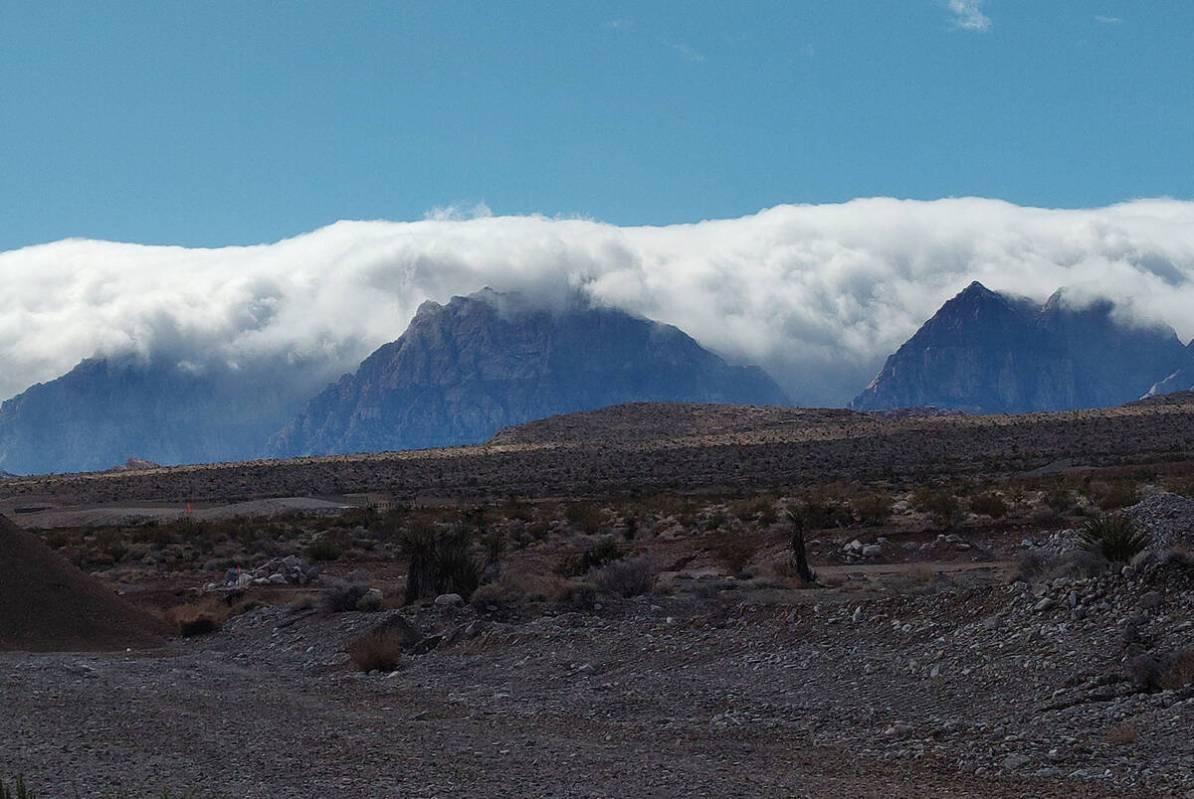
[
  {"left": 0, "top": 776, "right": 32, "bottom": 799},
  {"left": 1079, "top": 514, "right": 1150, "bottom": 564}
]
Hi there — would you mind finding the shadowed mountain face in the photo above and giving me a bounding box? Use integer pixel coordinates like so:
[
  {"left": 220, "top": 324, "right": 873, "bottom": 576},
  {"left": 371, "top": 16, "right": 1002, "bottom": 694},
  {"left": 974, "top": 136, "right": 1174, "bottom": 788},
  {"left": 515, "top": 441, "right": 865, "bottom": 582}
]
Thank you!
[
  {"left": 1148, "top": 342, "right": 1194, "bottom": 396},
  {"left": 0, "top": 356, "right": 307, "bottom": 475},
  {"left": 852, "top": 282, "right": 1194, "bottom": 414},
  {"left": 270, "top": 290, "right": 789, "bottom": 457}
]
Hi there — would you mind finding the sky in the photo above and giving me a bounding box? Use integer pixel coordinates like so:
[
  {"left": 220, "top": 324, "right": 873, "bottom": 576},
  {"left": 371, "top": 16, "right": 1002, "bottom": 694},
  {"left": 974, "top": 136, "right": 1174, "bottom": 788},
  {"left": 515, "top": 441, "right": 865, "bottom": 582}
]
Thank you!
[{"left": 2, "top": 1, "right": 1192, "bottom": 249}]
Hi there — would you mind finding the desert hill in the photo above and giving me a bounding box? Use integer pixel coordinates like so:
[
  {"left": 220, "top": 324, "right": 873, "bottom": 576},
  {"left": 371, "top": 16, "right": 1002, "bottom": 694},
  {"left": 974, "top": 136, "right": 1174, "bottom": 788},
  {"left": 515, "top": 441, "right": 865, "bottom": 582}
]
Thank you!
[{"left": 0, "top": 514, "right": 167, "bottom": 651}]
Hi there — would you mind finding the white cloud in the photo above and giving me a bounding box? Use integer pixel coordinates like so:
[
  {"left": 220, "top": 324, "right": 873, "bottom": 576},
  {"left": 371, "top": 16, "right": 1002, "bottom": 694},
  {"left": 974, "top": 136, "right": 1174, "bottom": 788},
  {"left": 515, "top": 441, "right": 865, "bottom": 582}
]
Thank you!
[
  {"left": 947, "top": 0, "right": 992, "bottom": 31},
  {"left": 668, "top": 41, "right": 706, "bottom": 63},
  {"left": 1094, "top": 15, "right": 1123, "bottom": 24},
  {"left": 2, "top": 198, "right": 1194, "bottom": 407}
]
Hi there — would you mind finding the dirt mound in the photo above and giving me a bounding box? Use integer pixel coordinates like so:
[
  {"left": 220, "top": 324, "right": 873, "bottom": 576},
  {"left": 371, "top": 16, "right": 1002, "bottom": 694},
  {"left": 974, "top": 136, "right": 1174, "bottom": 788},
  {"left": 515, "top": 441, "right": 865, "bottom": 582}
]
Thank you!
[{"left": 0, "top": 515, "right": 168, "bottom": 651}]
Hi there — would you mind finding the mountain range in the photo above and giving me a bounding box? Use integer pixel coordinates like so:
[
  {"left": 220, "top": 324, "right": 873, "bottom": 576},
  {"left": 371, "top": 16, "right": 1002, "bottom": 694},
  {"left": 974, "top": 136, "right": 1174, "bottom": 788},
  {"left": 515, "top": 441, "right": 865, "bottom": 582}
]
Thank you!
[
  {"left": 852, "top": 282, "right": 1194, "bottom": 413},
  {"left": 1, "top": 281, "right": 1190, "bottom": 475},
  {"left": 0, "top": 291, "right": 787, "bottom": 474}
]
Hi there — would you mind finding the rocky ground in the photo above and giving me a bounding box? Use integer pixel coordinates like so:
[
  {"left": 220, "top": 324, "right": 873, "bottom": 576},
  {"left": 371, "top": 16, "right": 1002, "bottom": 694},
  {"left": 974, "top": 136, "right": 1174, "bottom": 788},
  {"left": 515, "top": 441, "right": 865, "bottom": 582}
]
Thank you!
[{"left": 4, "top": 542, "right": 1192, "bottom": 798}]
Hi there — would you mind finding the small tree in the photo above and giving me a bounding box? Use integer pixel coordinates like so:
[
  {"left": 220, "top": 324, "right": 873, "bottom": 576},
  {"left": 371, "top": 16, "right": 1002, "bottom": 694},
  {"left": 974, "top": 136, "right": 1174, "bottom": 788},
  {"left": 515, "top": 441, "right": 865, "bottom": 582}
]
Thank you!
[{"left": 784, "top": 509, "right": 816, "bottom": 584}]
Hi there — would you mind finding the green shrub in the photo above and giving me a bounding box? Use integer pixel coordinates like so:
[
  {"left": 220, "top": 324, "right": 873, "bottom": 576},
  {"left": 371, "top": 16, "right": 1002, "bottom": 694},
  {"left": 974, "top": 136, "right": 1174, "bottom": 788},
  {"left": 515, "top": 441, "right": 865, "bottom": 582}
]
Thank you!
[
  {"left": 1080, "top": 515, "right": 1150, "bottom": 564},
  {"left": 1044, "top": 488, "right": 1076, "bottom": 515},
  {"left": 0, "top": 775, "right": 32, "bottom": 799},
  {"left": 556, "top": 536, "right": 624, "bottom": 577}
]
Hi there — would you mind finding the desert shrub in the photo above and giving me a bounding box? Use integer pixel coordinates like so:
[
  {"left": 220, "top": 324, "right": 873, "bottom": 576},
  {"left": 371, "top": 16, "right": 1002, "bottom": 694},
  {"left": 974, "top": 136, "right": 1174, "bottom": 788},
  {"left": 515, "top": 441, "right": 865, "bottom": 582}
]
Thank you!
[
  {"left": 565, "top": 502, "right": 605, "bottom": 535},
  {"left": 305, "top": 536, "right": 343, "bottom": 563},
  {"left": 1080, "top": 515, "right": 1150, "bottom": 564},
  {"left": 1128, "top": 649, "right": 1194, "bottom": 692},
  {"left": 711, "top": 532, "right": 757, "bottom": 575},
  {"left": 321, "top": 579, "right": 371, "bottom": 613},
  {"left": 852, "top": 493, "right": 892, "bottom": 527},
  {"left": 1091, "top": 480, "right": 1140, "bottom": 511},
  {"left": 1044, "top": 488, "right": 1076, "bottom": 515},
  {"left": 1104, "top": 724, "right": 1138, "bottom": 746},
  {"left": 591, "top": 555, "right": 657, "bottom": 598},
  {"left": 401, "top": 524, "right": 480, "bottom": 603},
  {"left": 702, "top": 510, "right": 726, "bottom": 531},
  {"left": 470, "top": 569, "right": 566, "bottom": 610},
  {"left": 912, "top": 488, "right": 963, "bottom": 529},
  {"left": 94, "top": 528, "right": 129, "bottom": 562},
  {"left": 346, "top": 627, "right": 403, "bottom": 672},
  {"left": 729, "top": 495, "right": 776, "bottom": 524},
  {"left": 968, "top": 492, "right": 1009, "bottom": 519},
  {"left": 789, "top": 501, "right": 852, "bottom": 530},
  {"left": 1159, "top": 649, "right": 1194, "bottom": 690},
  {"left": 1014, "top": 548, "right": 1110, "bottom": 584},
  {"left": 557, "top": 580, "right": 599, "bottom": 610},
  {"left": 558, "top": 536, "right": 624, "bottom": 577},
  {"left": 165, "top": 602, "right": 223, "bottom": 637}
]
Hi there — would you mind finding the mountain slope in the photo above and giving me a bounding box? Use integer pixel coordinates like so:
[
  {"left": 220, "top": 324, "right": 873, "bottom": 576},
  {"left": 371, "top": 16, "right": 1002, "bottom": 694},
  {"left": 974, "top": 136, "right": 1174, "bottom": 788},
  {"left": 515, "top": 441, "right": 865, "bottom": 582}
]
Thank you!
[
  {"left": 0, "top": 356, "right": 306, "bottom": 474},
  {"left": 271, "top": 290, "right": 788, "bottom": 456},
  {"left": 1147, "top": 342, "right": 1194, "bottom": 396},
  {"left": 852, "top": 282, "right": 1192, "bottom": 413}
]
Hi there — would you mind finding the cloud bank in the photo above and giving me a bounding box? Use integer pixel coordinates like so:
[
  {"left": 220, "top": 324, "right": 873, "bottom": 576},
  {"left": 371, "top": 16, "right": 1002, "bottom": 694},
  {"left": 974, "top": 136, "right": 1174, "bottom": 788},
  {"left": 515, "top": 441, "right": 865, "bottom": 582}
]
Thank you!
[{"left": 3, "top": 197, "right": 1194, "bottom": 407}]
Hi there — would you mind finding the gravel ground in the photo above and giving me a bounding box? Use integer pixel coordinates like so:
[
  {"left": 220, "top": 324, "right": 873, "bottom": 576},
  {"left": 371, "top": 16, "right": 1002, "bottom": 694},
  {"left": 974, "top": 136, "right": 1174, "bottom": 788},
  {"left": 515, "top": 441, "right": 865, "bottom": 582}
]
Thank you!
[{"left": 3, "top": 561, "right": 1190, "bottom": 799}]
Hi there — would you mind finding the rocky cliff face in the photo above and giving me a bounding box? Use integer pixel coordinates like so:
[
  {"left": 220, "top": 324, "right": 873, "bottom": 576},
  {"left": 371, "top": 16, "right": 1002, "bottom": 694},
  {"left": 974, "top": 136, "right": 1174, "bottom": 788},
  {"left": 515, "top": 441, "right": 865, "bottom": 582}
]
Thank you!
[
  {"left": 852, "top": 282, "right": 1193, "bottom": 413},
  {"left": 270, "top": 290, "right": 788, "bottom": 457},
  {"left": 0, "top": 356, "right": 305, "bottom": 474}
]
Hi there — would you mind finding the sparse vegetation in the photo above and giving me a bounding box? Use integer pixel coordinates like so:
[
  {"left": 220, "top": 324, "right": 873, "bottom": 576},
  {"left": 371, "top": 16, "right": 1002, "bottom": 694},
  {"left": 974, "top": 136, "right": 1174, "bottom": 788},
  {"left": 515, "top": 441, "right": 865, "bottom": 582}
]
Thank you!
[
  {"left": 967, "top": 491, "right": 1009, "bottom": 519},
  {"left": 852, "top": 492, "right": 892, "bottom": 527},
  {"left": 304, "top": 536, "right": 343, "bottom": 563},
  {"left": 912, "top": 488, "right": 963, "bottom": 529}
]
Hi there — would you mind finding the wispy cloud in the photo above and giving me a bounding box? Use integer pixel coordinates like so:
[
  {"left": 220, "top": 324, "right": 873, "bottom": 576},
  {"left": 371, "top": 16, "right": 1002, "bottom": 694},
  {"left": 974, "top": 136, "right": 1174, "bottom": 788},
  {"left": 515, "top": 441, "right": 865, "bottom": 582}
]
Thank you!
[
  {"left": 605, "top": 18, "right": 633, "bottom": 31},
  {"left": 1094, "top": 15, "right": 1123, "bottom": 24},
  {"left": 947, "top": 0, "right": 992, "bottom": 31},
  {"left": 668, "top": 41, "right": 706, "bottom": 63}
]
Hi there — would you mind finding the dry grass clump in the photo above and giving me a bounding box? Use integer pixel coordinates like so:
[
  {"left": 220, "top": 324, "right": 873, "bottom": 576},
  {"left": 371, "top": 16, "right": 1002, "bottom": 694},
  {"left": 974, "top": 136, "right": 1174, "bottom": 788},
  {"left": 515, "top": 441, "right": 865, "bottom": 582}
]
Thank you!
[
  {"left": 1013, "top": 548, "right": 1110, "bottom": 584},
  {"left": 911, "top": 488, "right": 963, "bottom": 529},
  {"left": 164, "top": 596, "right": 238, "bottom": 637},
  {"left": 346, "top": 627, "right": 403, "bottom": 672},
  {"left": 564, "top": 502, "right": 606, "bottom": 535},
  {"left": 470, "top": 568, "right": 569, "bottom": 610}
]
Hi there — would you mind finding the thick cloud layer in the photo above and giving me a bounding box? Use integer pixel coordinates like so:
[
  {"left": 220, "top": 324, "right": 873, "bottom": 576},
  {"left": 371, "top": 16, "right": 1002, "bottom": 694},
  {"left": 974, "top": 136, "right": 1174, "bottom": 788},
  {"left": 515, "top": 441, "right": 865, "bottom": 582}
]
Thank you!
[{"left": 2, "top": 197, "right": 1193, "bottom": 407}]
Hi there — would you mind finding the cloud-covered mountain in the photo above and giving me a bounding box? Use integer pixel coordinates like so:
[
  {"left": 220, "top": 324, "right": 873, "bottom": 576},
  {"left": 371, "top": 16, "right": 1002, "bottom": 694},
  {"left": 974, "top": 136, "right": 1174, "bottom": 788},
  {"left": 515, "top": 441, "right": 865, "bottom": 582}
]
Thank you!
[
  {"left": 3, "top": 198, "right": 1194, "bottom": 408},
  {"left": 0, "top": 355, "right": 308, "bottom": 474},
  {"left": 852, "top": 282, "right": 1194, "bottom": 413},
  {"left": 269, "top": 290, "right": 788, "bottom": 457}
]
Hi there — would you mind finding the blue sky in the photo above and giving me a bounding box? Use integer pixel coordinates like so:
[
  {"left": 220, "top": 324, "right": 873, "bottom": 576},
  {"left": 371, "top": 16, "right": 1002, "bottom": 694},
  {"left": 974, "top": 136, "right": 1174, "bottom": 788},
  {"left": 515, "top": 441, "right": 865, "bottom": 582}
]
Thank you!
[{"left": 1, "top": 1, "right": 1190, "bottom": 250}]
